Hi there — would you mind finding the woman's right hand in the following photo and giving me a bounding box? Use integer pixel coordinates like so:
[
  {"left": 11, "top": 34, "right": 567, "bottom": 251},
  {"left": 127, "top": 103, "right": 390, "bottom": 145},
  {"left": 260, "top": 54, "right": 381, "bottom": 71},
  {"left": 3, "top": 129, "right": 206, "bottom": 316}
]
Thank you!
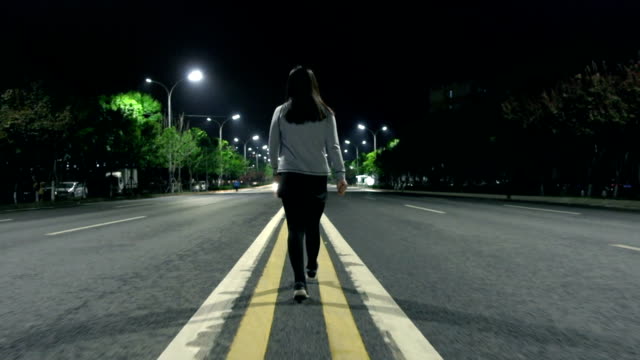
[{"left": 337, "top": 179, "right": 348, "bottom": 196}]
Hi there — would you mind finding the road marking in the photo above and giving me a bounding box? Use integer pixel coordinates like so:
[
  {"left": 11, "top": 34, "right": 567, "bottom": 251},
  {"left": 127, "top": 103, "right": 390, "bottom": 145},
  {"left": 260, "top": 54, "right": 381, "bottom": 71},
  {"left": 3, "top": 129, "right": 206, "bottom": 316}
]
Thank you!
[
  {"left": 157, "top": 208, "right": 285, "bottom": 360},
  {"left": 318, "top": 236, "right": 370, "bottom": 359},
  {"left": 404, "top": 204, "right": 446, "bottom": 214},
  {"left": 611, "top": 244, "right": 640, "bottom": 252},
  {"left": 364, "top": 196, "right": 377, "bottom": 201},
  {"left": 321, "top": 215, "right": 443, "bottom": 360},
  {"left": 504, "top": 205, "right": 581, "bottom": 215},
  {"left": 226, "top": 221, "right": 288, "bottom": 359},
  {"left": 0, "top": 219, "right": 13, "bottom": 222},
  {"left": 45, "top": 216, "right": 147, "bottom": 236}
]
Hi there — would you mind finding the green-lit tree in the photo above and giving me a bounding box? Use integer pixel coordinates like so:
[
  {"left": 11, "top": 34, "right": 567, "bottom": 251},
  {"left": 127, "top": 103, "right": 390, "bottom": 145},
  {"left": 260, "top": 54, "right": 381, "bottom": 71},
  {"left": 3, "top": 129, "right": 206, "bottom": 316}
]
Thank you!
[
  {"left": 183, "top": 128, "right": 208, "bottom": 187},
  {"left": 215, "top": 139, "right": 248, "bottom": 183},
  {"left": 70, "top": 91, "right": 163, "bottom": 196}
]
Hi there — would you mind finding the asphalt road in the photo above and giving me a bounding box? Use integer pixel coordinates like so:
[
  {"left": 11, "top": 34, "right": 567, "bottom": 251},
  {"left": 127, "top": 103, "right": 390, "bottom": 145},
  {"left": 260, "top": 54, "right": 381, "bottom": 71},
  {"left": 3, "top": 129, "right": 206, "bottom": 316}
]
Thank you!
[{"left": 1, "top": 186, "right": 639, "bottom": 359}]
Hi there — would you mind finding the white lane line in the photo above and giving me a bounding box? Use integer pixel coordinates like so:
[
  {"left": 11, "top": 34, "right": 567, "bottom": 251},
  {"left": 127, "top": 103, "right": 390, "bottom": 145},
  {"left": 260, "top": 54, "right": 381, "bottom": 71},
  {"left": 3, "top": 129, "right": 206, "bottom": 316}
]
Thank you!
[
  {"left": 45, "top": 216, "right": 147, "bottom": 236},
  {"left": 0, "top": 219, "right": 13, "bottom": 222},
  {"left": 404, "top": 204, "right": 446, "bottom": 214},
  {"left": 364, "top": 196, "right": 377, "bottom": 201},
  {"left": 504, "top": 205, "right": 581, "bottom": 215},
  {"left": 611, "top": 244, "right": 640, "bottom": 252},
  {"left": 321, "top": 215, "right": 443, "bottom": 360},
  {"left": 157, "top": 207, "right": 285, "bottom": 360}
]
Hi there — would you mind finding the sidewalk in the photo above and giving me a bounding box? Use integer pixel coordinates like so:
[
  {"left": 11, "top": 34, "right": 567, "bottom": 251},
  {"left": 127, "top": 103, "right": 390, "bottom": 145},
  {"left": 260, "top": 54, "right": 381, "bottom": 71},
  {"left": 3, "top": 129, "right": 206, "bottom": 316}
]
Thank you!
[{"left": 364, "top": 188, "right": 640, "bottom": 211}]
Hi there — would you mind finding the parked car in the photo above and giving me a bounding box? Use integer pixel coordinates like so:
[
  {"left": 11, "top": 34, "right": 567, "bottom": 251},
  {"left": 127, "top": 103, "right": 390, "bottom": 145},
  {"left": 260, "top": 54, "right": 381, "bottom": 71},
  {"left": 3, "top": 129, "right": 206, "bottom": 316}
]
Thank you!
[
  {"left": 54, "top": 181, "right": 88, "bottom": 199},
  {"left": 191, "top": 181, "right": 207, "bottom": 192}
]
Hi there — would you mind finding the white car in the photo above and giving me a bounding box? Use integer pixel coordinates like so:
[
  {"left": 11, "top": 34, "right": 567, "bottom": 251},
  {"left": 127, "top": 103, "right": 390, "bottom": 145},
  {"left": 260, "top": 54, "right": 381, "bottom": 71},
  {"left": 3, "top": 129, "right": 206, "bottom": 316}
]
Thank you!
[
  {"left": 191, "top": 181, "right": 207, "bottom": 192},
  {"left": 56, "top": 182, "right": 88, "bottom": 199}
]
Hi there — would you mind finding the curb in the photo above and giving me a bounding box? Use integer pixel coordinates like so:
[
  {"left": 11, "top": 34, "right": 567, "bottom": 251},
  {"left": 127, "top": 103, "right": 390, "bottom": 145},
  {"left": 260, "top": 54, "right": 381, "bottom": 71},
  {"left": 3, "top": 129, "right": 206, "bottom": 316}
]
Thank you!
[
  {"left": 362, "top": 188, "right": 640, "bottom": 212},
  {"left": 0, "top": 185, "right": 274, "bottom": 212}
]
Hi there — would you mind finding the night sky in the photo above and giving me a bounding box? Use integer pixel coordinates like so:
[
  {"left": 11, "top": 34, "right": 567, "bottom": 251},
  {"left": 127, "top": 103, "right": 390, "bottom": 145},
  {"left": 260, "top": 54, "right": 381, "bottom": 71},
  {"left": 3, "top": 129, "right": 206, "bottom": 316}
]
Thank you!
[{"left": 2, "top": 2, "right": 639, "bottom": 158}]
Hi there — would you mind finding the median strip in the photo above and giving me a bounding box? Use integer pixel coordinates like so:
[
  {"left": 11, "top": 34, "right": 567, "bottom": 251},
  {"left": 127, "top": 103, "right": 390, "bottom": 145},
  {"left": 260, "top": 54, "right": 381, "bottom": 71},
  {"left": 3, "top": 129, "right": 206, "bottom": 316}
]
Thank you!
[
  {"left": 504, "top": 204, "right": 581, "bottom": 215},
  {"left": 157, "top": 208, "right": 284, "bottom": 360},
  {"left": 226, "top": 220, "right": 288, "bottom": 359},
  {"left": 45, "top": 216, "right": 147, "bottom": 236},
  {"left": 404, "top": 204, "right": 446, "bottom": 214}
]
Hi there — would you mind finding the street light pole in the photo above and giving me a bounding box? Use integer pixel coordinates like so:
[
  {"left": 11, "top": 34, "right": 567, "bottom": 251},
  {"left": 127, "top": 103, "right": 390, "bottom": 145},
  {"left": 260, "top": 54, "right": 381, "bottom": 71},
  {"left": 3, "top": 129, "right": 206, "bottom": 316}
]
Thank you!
[
  {"left": 345, "top": 139, "right": 367, "bottom": 173},
  {"left": 146, "top": 70, "right": 203, "bottom": 192},
  {"left": 185, "top": 113, "right": 240, "bottom": 186},
  {"left": 234, "top": 135, "right": 260, "bottom": 161},
  {"left": 358, "top": 124, "right": 388, "bottom": 152},
  {"left": 146, "top": 70, "right": 203, "bottom": 128}
]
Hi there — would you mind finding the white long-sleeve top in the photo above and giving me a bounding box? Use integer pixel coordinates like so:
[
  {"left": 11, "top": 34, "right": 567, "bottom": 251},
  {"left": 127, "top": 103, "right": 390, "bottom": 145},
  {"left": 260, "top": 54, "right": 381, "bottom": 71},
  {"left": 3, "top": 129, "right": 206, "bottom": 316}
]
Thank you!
[{"left": 268, "top": 105, "right": 346, "bottom": 181}]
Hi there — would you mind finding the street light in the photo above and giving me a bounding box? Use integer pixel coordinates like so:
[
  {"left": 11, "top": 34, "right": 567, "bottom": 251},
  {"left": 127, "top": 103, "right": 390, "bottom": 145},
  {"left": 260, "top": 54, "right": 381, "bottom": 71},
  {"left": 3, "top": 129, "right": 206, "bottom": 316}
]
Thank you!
[
  {"left": 207, "top": 114, "right": 241, "bottom": 146},
  {"left": 344, "top": 139, "right": 367, "bottom": 172},
  {"left": 212, "top": 114, "right": 239, "bottom": 185},
  {"left": 357, "top": 124, "right": 388, "bottom": 152},
  {"left": 145, "top": 69, "right": 203, "bottom": 193},
  {"left": 190, "top": 113, "right": 241, "bottom": 143},
  {"left": 145, "top": 69, "right": 204, "bottom": 128},
  {"left": 234, "top": 135, "right": 260, "bottom": 160},
  {"left": 185, "top": 113, "right": 240, "bottom": 185},
  {"left": 187, "top": 70, "right": 203, "bottom": 82}
]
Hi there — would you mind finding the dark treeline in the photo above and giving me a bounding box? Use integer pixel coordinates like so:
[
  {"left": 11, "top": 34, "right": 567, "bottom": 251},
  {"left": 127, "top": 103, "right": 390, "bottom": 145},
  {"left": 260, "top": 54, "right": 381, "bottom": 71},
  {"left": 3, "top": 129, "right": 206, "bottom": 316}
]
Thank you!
[{"left": 355, "top": 58, "right": 640, "bottom": 200}]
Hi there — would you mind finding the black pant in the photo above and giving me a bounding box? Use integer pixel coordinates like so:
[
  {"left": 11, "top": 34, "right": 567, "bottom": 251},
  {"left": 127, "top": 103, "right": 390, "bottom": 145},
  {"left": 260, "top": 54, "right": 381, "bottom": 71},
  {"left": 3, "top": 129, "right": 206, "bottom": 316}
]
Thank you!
[{"left": 279, "top": 172, "right": 327, "bottom": 284}]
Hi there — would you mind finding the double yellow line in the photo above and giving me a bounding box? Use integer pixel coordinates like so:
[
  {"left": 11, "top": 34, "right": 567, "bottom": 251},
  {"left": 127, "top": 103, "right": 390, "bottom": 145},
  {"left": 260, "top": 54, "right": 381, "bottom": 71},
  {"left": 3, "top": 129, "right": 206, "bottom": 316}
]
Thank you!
[{"left": 226, "top": 220, "right": 370, "bottom": 360}]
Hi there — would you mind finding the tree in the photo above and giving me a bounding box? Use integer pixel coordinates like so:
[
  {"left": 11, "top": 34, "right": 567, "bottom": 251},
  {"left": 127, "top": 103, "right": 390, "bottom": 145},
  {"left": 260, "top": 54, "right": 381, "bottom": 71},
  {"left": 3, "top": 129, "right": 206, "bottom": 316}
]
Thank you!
[
  {"left": 361, "top": 139, "right": 400, "bottom": 182},
  {"left": 501, "top": 60, "right": 640, "bottom": 197},
  {"left": 183, "top": 128, "right": 207, "bottom": 186},
  {"left": 101, "top": 92, "right": 163, "bottom": 124},
  {"left": 361, "top": 151, "right": 380, "bottom": 177},
  {"left": 153, "top": 127, "right": 181, "bottom": 192},
  {"left": 64, "top": 91, "right": 163, "bottom": 196},
  {"left": 0, "top": 82, "right": 73, "bottom": 201},
  {"left": 97, "top": 91, "right": 163, "bottom": 169},
  {"left": 218, "top": 140, "right": 248, "bottom": 182}
]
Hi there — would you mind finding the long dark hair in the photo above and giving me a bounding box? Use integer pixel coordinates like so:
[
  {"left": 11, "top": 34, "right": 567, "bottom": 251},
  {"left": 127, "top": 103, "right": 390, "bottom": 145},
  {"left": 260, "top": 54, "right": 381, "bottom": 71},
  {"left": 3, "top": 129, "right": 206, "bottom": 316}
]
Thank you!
[{"left": 282, "top": 66, "right": 332, "bottom": 124}]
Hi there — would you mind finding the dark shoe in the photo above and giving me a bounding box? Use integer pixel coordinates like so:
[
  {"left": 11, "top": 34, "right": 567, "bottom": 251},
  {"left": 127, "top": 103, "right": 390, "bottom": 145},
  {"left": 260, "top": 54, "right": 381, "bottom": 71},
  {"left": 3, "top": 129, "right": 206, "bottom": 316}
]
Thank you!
[
  {"left": 293, "top": 282, "right": 308, "bottom": 302},
  {"left": 306, "top": 265, "right": 318, "bottom": 280}
]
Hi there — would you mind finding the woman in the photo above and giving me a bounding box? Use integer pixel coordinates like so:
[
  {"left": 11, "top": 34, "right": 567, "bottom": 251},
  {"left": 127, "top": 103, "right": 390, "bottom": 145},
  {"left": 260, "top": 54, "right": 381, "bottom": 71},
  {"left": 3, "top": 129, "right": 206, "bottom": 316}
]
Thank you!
[{"left": 268, "top": 66, "right": 348, "bottom": 301}]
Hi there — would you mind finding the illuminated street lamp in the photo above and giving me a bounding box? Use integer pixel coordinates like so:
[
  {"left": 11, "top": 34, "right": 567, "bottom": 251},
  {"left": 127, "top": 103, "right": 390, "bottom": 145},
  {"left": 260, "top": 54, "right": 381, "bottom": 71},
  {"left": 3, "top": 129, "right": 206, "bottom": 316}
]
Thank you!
[
  {"left": 357, "top": 124, "right": 388, "bottom": 152},
  {"left": 234, "top": 135, "right": 260, "bottom": 160},
  {"left": 145, "top": 69, "right": 203, "bottom": 128}
]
